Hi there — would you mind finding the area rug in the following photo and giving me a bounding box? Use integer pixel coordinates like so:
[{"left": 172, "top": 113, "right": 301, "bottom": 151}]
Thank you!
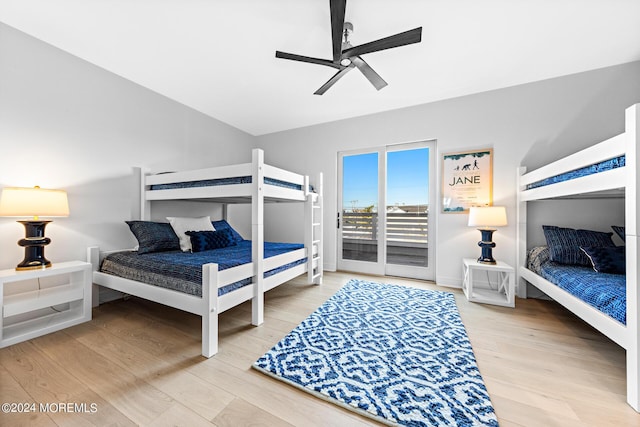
[{"left": 253, "top": 279, "right": 499, "bottom": 426}]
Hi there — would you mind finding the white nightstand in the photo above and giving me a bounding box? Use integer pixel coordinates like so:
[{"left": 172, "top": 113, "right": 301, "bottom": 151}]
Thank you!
[
  {"left": 0, "top": 261, "right": 92, "bottom": 348},
  {"left": 462, "top": 258, "right": 515, "bottom": 307}
]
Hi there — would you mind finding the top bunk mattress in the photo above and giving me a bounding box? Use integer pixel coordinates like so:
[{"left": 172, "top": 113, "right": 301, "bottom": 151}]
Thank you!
[
  {"left": 150, "top": 176, "right": 307, "bottom": 192},
  {"left": 100, "top": 240, "right": 305, "bottom": 298},
  {"left": 525, "top": 155, "right": 625, "bottom": 190}
]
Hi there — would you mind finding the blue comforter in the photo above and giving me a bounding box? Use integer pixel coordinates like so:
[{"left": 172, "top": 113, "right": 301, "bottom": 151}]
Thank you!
[
  {"left": 100, "top": 240, "right": 305, "bottom": 297},
  {"left": 539, "top": 263, "right": 626, "bottom": 324}
]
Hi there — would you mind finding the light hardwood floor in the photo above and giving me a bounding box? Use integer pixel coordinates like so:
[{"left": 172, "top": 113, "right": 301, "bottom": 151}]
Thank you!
[{"left": 1, "top": 271, "right": 639, "bottom": 426}]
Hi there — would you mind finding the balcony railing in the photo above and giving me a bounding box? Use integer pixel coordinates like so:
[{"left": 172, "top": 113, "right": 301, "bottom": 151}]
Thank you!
[
  {"left": 341, "top": 211, "right": 428, "bottom": 266},
  {"left": 342, "top": 211, "right": 428, "bottom": 243}
]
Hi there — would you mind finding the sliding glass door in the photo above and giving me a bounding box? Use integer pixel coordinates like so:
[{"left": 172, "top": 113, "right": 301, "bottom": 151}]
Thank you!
[{"left": 338, "top": 141, "right": 435, "bottom": 280}]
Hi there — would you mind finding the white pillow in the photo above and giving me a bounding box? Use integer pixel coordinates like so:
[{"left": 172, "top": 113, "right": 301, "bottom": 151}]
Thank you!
[{"left": 167, "top": 216, "right": 215, "bottom": 252}]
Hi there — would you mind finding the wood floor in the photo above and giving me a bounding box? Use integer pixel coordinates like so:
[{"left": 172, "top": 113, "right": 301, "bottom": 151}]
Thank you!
[{"left": 1, "top": 271, "right": 639, "bottom": 426}]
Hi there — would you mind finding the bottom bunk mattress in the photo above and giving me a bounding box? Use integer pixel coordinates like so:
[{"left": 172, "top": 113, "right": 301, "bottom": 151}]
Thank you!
[
  {"left": 100, "top": 240, "right": 306, "bottom": 297},
  {"left": 528, "top": 247, "right": 626, "bottom": 324}
]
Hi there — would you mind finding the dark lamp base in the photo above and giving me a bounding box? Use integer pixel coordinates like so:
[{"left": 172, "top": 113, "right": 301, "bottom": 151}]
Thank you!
[
  {"left": 476, "top": 228, "right": 497, "bottom": 265},
  {"left": 16, "top": 220, "right": 53, "bottom": 271}
]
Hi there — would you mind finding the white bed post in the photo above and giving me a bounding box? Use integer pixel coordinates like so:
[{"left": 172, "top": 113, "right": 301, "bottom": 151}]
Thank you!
[
  {"left": 136, "top": 167, "right": 151, "bottom": 221},
  {"left": 304, "top": 175, "right": 313, "bottom": 283},
  {"left": 201, "top": 263, "right": 219, "bottom": 357},
  {"left": 625, "top": 103, "right": 640, "bottom": 411},
  {"left": 251, "top": 149, "right": 265, "bottom": 326},
  {"left": 516, "top": 166, "right": 528, "bottom": 299},
  {"left": 87, "top": 246, "right": 100, "bottom": 308}
]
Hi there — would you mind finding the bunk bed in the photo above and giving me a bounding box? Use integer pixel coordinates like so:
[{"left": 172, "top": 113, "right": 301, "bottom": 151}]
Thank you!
[
  {"left": 517, "top": 103, "right": 639, "bottom": 411},
  {"left": 88, "top": 148, "right": 324, "bottom": 358}
]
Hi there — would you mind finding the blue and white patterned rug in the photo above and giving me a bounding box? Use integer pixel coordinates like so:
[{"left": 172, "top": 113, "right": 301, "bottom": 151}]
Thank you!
[{"left": 253, "top": 279, "right": 499, "bottom": 426}]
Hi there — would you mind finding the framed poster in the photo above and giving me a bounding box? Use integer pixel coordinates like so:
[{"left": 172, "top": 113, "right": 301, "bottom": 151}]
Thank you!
[{"left": 441, "top": 148, "right": 493, "bottom": 213}]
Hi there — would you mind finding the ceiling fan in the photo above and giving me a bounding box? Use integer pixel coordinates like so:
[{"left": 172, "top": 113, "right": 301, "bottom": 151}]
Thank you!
[{"left": 275, "top": 0, "right": 422, "bottom": 95}]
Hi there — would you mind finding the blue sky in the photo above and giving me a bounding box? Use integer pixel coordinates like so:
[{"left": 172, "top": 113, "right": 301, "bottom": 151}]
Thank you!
[{"left": 342, "top": 148, "right": 429, "bottom": 210}]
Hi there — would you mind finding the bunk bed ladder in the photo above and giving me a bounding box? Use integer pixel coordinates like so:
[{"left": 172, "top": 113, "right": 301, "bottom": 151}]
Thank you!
[{"left": 305, "top": 173, "right": 323, "bottom": 285}]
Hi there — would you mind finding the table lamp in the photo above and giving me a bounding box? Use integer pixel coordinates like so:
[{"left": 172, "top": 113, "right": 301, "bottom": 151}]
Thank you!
[
  {"left": 0, "top": 186, "right": 69, "bottom": 270},
  {"left": 468, "top": 206, "right": 507, "bottom": 264}
]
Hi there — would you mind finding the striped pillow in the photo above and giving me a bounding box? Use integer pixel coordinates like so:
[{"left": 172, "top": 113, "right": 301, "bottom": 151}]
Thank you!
[
  {"left": 611, "top": 225, "right": 625, "bottom": 242},
  {"left": 126, "top": 221, "right": 180, "bottom": 254},
  {"left": 543, "top": 225, "right": 614, "bottom": 266}
]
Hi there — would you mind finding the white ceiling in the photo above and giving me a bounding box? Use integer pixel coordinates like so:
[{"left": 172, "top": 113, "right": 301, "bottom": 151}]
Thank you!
[{"left": 2, "top": 0, "right": 640, "bottom": 136}]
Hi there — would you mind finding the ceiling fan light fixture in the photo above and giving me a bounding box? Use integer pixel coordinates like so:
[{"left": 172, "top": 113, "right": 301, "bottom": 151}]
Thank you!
[{"left": 340, "top": 58, "right": 352, "bottom": 66}]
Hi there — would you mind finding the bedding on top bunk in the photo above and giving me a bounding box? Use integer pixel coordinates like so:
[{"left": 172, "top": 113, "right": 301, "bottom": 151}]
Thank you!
[
  {"left": 100, "top": 240, "right": 306, "bottom": 297},
  {"left": 150, "top": 176, "right": 310, "bottom": 192},
  {"left": 527, "top": 246, "right": 626, "bottom": 324},
  {"left": 525, "top": 155, "right": 625, "bottom": 190}
]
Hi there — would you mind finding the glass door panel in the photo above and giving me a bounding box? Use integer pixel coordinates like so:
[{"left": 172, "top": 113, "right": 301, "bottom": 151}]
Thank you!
[
  {"left": 386, "top": 148, "right": 429, "bottom": 268},
  {"left": 340, "top": 152, "right": 379, "bottom": 264}
]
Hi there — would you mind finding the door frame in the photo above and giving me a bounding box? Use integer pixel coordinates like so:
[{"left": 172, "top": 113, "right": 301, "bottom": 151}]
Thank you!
[{"left": 337, "top": 140, "right": 437, "bottom": 281}]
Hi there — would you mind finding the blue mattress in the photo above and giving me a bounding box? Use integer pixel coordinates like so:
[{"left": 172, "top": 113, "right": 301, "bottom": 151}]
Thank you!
[
  {"left": 151, "top": 176, "right": 304, "bottom": 191},
  {"left": 526, "top": 155, "right": 625, "bottom": 190},
  {"left": 100, "top": 240, "right": 306, "bottom": 297},
  {"left": 539, "top": 262, "right": 626, "bottom": 324}
]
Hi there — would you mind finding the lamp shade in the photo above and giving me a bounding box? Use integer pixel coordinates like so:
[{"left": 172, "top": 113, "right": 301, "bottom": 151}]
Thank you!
[
  {"left": 468, "top": 206, "right": 507, "bottom": 228},
  {"left": 0, "top": 186, "right": 69, "bottom": 219}
]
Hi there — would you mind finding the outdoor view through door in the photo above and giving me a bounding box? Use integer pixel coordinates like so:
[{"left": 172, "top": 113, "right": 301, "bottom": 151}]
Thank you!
[
  {"left": 386, "top": 149, "right": 429, "bottom": 268},
  {"left": 338, "top": 142, "right": 434, "bottom": 281}
]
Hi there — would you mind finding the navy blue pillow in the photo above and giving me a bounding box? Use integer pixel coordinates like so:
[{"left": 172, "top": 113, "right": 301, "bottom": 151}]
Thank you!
[
  {"left": 186, "top": 229, "right": 237, "bottom": 252},
  {"left": 580, "top": 246, "right": 626, "bottom": 274},
  {"left": 611, "top": 225, "right": 625, "bottom": 242},
  {"left": 542, "top": 225, "right": 615, "bottom": 266},
  {"left": 212, "top": 220, "right": 244, "bottom": 243},
  {"left": 126, "top": 221, "right": 180, "bottom": 254}
]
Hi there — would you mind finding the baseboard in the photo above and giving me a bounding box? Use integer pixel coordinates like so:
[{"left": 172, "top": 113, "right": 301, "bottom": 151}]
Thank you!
[{"left": 435, "top": 275, "right": 462, "bottom": 288}]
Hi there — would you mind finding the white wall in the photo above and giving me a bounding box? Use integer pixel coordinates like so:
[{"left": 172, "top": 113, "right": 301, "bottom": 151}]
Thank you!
[
  {"left": 256, "top": 61, "right": 640, "bottom": 286},
  {"left": 0, "top": 23, "right": 254, "bottom": 270}
]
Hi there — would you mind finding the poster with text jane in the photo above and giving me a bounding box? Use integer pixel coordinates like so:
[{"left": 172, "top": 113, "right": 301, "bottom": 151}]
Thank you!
[{"left": 441, "top": 148, "right": 493, "bottom": 213}]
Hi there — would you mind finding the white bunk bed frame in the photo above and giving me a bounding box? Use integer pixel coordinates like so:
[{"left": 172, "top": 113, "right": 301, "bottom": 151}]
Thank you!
[
  {"left": 517, "top": 103, "right": 639, "bottom": 411},
  {"left": 88, "top": 148, "right": 323, "bottom": 358}
]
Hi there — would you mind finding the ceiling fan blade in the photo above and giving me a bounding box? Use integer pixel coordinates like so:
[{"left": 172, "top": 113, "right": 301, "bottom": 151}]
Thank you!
[
  {"left": 314, "top": 66, "right": 353, "bottom": 95},
  {"left": 342, "top": 27, "right": 422, "bottom": 59},
  {"left": 330, "top": 0, "right": 347, "bottom": 63},
  {"left": 276, "top": 51, "right": 342, "bottom": 69},
  {"left": 351, "top": 56, "right": 387, "bottom": 90}
]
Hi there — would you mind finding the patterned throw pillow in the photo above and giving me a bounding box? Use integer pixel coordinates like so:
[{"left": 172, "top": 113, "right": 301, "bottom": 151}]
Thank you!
[
  {"left": 611, "top": 225, "right": 625, "bottom": 242},
  {"left": 580, "top": 246, "right": 626, "bottom": 274},
  {"left": 212, "top": 219, "right": 244, "bottom": 243},
  {"left": 126, "top": 221, "right": 180, "bottom": 254},
  {"left": 542, "top": 225, "right": 615, "bottom": 266},
  {"left": 527, "top": 246, "right": 550, "bottom": 274},
  {"left": 186, "top": 229, "right": 237, "bottom": 252}
]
